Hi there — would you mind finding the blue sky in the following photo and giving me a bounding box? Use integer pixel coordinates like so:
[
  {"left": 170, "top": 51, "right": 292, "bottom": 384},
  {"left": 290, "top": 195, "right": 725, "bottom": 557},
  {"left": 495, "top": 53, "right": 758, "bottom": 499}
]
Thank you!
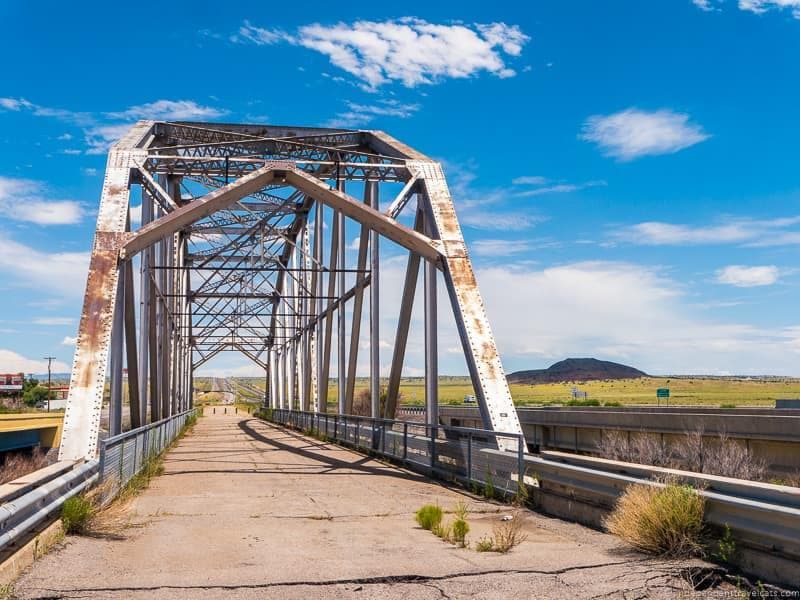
[{"left": 1, "top": 0, "right": 800, "bottom": 377}]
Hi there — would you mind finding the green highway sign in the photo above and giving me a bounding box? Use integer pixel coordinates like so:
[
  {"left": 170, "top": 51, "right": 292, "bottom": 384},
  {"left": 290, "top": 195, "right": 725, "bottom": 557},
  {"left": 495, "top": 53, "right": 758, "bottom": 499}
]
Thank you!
[{"left": 656, "top": 388, "right": 670, "bottom": 398}]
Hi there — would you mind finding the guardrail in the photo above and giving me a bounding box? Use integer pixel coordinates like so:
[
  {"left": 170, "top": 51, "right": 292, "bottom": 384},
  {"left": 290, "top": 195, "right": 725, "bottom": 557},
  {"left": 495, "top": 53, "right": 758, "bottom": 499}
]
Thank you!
[
  {"left": 265, "top": 408, "right": 800, "bottom": 588},
  {"left": 99, "top": 407, "right": 199, "bottom": 498},
  {"left": 0, "top": 407, "right": 199, "bottom": 554},
  {"left": 268, "top": 409, "right": 527, "bottom": 496},
  {"left": 0, "top": 459, "right": 98, "bottom": 551}
]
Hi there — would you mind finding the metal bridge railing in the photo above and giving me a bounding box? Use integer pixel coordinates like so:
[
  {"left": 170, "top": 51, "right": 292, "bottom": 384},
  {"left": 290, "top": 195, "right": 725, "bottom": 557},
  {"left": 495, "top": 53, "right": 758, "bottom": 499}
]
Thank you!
[
  {"left": 98, "top": 407, "right": 200, "bottom": 499},
  {"left": 265, "top": 409, "right": 527, "bottom": 496},
  {"left": 0, "top": 408, "right": 199, "bottom": 552}
]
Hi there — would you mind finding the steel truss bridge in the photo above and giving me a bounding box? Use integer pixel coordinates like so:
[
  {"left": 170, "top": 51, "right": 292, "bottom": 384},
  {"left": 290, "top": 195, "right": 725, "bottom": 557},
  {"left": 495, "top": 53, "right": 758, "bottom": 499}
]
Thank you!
[{"left": 58, "top": 121, "right": 523, "bottom": 461}]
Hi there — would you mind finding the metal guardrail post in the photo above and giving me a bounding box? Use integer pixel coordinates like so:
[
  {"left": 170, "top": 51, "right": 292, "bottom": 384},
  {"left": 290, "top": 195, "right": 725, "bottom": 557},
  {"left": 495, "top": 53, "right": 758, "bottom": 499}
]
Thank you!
[
  {"left": 467, "top": 431, "right": 473, "bottom": 486},
  {"left": 118, "top": 436, "right": 125, "bottom": 484},
  {"left": 98, "top": 441, "right": 107, "bottom": 481},
  {"left": 518, "top": 434, "right": 525, "bottom": 493},
  {"left": 356, "top": 417, "right": 360, "bottom": 449},
  {"left": 334, "top": 415, "right": 338, "bottom": 441},
  {"left": 431, "top": 426, "right": 437, "bottom": 472},
  {"left": 403, "top": 422, "right": 408, "bottom": 461}
]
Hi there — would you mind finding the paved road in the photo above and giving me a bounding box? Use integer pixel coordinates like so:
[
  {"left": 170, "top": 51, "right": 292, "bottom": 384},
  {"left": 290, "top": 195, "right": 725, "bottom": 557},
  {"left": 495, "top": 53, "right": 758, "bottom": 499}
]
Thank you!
[
  {"left": 14, "top": 413, "right": 722, "bottom": 599},
  {"left": 211, "top": 377, "right": 235, "bottom": 404}
]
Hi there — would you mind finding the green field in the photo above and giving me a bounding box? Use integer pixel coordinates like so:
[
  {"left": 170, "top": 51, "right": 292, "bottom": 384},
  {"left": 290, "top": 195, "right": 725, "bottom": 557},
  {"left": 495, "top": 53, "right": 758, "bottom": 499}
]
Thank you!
[{"left": 208, "top": 375, "right": 800, "bottom": 408}]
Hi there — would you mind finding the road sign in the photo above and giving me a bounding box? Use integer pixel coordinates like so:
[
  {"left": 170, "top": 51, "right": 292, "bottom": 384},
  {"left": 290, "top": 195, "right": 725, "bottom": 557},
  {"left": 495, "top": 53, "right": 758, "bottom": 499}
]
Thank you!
[{"left": 656, "top": 388, "right": 670, "bottom": 398}]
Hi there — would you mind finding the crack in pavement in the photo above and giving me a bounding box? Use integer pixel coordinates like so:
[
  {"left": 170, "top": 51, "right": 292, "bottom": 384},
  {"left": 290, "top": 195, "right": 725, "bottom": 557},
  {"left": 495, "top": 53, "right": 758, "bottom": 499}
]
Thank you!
[{"left": 27, "top": 558, "right": 666, "bottom": 596}]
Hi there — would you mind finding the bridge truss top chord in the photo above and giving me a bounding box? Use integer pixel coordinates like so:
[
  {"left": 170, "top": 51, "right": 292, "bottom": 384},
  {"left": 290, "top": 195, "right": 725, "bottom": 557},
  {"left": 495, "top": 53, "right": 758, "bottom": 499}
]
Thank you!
[{"left": 58, "top": 120, "right": 523, "bottom": 460}]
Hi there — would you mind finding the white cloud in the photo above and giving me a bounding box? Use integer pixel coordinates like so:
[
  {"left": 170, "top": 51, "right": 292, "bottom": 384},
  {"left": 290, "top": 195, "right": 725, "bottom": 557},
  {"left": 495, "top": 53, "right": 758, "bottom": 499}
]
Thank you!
[
  {"left": 0, "top": 176, "right": 85, "bottom": 225},
  {"left": 739, "top": 0, "right": 800, "bottom": 17},
  {"left": 0, "top": 349, "right": 69, "bottom": 374},
  {"left": 580, "top": 108, "right": 709, "bottom": 161},
  {"left": 84, "top": 123, "right": 134, "bottom": 155},
  {"left": 614, "top": 216, "right": 800, "bottom": 246},
  {"left": 512, "top": 176, "right": 548, "bottom": 185},
  {"left": 460, "top": 211, "right": 542, "bottom": 231},
  {"left": 0, "top": 233, "right": 89, "bottom": 298},
  {"left": 33, "top": 317, "right": 74, "bottom": 326},
  {"left": 515, "top": 180, "right": 607, "bottom": 197},
  {"left": 693, "top": 0, "right": 718, "bottom": 10},
  {"left": 105, "top": 99, "right": 228, "bottom": 121},
  {"left": 57, "top": 133, "right": 73, "bottom": 141},
  {"left": 326, "top": 99, "right": 421, "bottom": 128},
  {"left": 0, "top": 96, "right": 227, "bottom": 154},
  {"left": 0, "top": 97, "right": 34, "bottom": 111},
  {"left": 471, "top": 239, "right": 531, "bottom": 257},
  {"left": 61, "top": 336, "right": 77, "bottom": 346},
  {"left": 234, "top": 20, "right": 290, "bottom": 45},
  {"left": 693, "top": 0, "right": 800, "bottom": 17},
  {"left": 82, "top": 167, "right": 98, "bottom": 176},
  {"left": 475, "top": 261, "right": 800, "bottom": 375},
  {"left": 129, "top": 203, "right": 142, "bottom": 226},
  {"left": 716, "top": 265, "right": 780, "bottom": 287},
  {"left": 238, "top": 19, "right": 529, "bottom": 90}
]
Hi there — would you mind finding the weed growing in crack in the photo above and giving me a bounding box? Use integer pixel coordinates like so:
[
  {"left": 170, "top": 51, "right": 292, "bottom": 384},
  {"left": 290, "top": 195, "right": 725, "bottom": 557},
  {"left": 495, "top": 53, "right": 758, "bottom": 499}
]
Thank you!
[{"left": 415, "top": 504, "right": 443, "bottom": 531}]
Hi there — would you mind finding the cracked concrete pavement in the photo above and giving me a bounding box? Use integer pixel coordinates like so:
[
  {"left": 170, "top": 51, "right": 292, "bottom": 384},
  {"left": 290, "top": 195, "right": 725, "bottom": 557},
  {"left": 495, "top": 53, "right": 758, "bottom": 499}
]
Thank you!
[{"left": 13, "top": 413, "right": 728, "bottom": 599}]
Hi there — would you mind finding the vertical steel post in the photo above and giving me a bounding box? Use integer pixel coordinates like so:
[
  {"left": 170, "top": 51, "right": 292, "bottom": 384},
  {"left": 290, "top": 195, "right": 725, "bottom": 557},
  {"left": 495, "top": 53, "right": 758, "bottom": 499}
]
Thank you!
[
  {"left": 123, "top": 258, "right": 141, "bottom": 429},
  {"left": 319, "top": 212, "right": 339, "bottom": 412},
  {"left": 287, "top": 249, "right": 296, "bottom": 410},
  {"left": 337, "top": 180, "right": 347, "bottom": 415},
  {"left": 109, "top": 265, "right": 124, "bottom": 437},
  {"left": 345, "top": 183, "right": 371, "bottom": 414},
  {"left": 138, "top": 189, "right": 152, "bottom": 423},
  {"left": 424, "top": 217, "right": 439, "bottom": 429},
  {"left": 385, "top": 209, "right": 423, "bottom": 419},
  {"left": 314, "top": 200, "right": 324, "bottom": 412},
  {"left": 369, "top": 181, "right": 380, "bottom": 418}
]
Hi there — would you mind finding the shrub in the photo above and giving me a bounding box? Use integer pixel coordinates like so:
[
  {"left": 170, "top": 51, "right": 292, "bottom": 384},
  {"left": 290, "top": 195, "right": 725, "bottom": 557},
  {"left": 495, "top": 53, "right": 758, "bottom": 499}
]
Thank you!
[
  {"left": 566, "top": 398, "right": 601, "bottom": 407},
  {"left": 451, "top": 501, "right": 470, "bottom": 547},
  {"left": 431, "top": 520, "right": 452, "bottom": 541},
  {"left": 473, "top": 513, "right": 528, "bottom": 553},
  {"left": 484, "top": 471, "right": 495, "bottom": 500},
  {"left": 475, "top": 536, "right": 493, "bottom": 552},
  {"left": 415, "top": 504, "right": 443, "bottom": 531},
  {"left": 492, "top": 513, "right": 528, "bottom": 553},
  {"left": 604, "top": 483, "right": 705, "bottom": 557},
  {"left": 452, "top": 518, "right": 469, "bottom": 546},
  {"left": 61, "top": 495, "right": 94, "bottom": 534}
]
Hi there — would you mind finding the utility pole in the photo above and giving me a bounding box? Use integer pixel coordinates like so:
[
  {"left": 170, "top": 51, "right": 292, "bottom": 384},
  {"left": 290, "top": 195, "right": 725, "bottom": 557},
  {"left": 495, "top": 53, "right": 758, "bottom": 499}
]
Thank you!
[{"left": 43, "top": 356, "right": 56, "bottom": 412}]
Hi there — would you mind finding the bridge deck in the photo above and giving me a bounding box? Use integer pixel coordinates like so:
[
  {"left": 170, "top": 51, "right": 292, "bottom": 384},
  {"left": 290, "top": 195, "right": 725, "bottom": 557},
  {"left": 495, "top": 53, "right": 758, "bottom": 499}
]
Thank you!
[{"left": 15, "top": 413, "right": 710, "bottom": 598}]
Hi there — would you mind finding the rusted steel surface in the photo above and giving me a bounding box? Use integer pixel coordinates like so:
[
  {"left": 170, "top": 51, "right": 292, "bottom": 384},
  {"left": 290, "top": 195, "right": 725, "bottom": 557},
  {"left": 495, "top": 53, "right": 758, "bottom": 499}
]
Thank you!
[{"left": 414, "top": 161, "right": 523, "bottom": 444}]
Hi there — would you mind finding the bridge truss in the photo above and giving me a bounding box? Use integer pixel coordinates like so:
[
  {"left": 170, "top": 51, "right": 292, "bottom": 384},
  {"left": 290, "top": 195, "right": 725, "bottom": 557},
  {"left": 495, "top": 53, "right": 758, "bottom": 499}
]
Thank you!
[{"left": 59, "top": 121, "right": 522, "bottom": 460}]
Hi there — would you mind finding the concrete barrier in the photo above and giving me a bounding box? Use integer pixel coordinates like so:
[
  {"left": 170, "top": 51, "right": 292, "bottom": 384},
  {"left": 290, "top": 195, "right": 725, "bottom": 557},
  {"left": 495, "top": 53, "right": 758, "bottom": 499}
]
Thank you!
[{"left": 438, "top": 405, "right": 800, "bottom": 475}]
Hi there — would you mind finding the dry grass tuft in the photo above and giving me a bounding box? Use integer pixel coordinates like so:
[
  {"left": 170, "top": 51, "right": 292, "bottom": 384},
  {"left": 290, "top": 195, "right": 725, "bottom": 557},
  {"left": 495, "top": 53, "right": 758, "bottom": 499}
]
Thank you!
[
  {"left": 604, "top": 483, "right": 705, "bottom": 557},
  {"left": 0, "top": 449, "right": 48, "bottom": 485},
  {"left": 491, "top": 512, "right": 528, "bottom": 553}
]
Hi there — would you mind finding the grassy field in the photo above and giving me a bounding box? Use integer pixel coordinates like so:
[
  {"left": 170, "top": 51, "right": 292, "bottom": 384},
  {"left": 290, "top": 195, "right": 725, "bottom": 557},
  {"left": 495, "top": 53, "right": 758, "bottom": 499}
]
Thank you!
[{"left": 208, "top": 375, "right": 800, "bottom": 408}]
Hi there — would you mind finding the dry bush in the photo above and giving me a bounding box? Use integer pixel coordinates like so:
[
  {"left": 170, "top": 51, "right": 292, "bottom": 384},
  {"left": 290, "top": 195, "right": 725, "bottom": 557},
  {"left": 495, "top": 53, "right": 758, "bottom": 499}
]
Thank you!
[
  {"left": 352, "top": 388, "right": 396, "bottom": 417},
  {"left": 682, "top": 430, "right": 766, "bottom": 481},
  {"left": 0, "top": 448, "right": 48, "bottom": 485},
  {"left": 62, "top": 479, "right": 132, "bottom": 539},
  {"left": 492, "top": 512, "right": 528, "bottom": 553},
  {"left": 604, "top": 483, "right": 705, "bottom": 557},
  {"left": 601, "top": 431, "right": 675, "bottom": 467},
  {"left": 599, "top": 428, "right": 766, "bottom": 481}
]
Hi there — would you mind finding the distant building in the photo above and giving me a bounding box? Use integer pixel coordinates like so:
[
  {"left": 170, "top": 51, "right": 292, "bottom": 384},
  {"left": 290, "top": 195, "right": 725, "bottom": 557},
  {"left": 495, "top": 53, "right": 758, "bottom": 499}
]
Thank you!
[
  {"left": 50, "top": 385, "right": 69, "bottom": 400},
  {"left": 0, "top": 373, "right": 24, "bottom": 396}
]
